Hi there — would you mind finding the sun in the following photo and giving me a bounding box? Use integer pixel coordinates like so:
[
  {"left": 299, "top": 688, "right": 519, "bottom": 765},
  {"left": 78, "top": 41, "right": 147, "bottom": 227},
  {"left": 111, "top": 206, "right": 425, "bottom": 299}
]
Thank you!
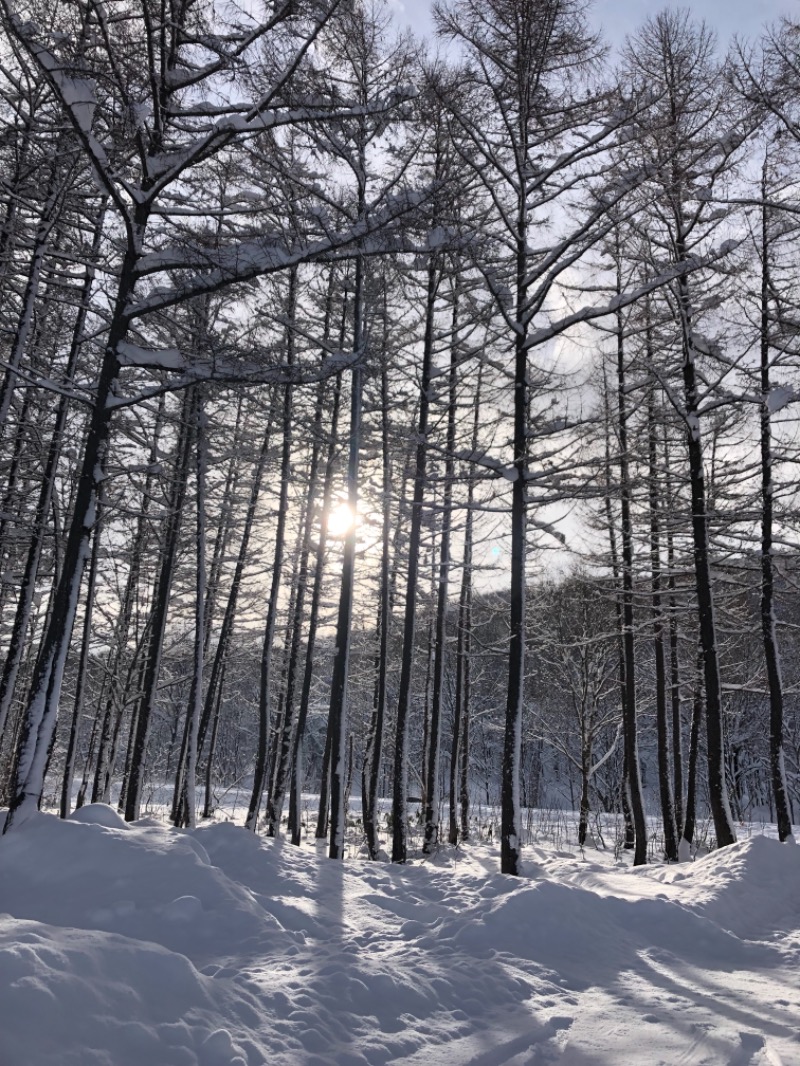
[{"left": 327, "top": 502, "right": 355, "bottom": 538}]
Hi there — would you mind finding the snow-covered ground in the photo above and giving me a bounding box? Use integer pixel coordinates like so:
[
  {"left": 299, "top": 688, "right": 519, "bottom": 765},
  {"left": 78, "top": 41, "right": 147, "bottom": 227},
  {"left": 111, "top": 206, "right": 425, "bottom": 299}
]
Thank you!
[{"left": 1, "top": 804, "right": 799, "bottom": 1065}]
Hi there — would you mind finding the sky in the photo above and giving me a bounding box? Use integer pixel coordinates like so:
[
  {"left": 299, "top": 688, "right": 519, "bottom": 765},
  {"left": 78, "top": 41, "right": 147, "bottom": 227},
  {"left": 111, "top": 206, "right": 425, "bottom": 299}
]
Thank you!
[{"left": 392, "top": 0, "right": 795, "bottom": 52}]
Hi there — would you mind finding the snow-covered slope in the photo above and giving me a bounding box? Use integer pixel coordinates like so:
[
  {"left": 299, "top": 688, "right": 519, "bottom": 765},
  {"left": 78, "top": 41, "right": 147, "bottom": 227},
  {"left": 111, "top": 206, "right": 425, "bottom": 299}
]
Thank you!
[{"left": 1, "top": 806, "right": 798, "bottom": 1065}]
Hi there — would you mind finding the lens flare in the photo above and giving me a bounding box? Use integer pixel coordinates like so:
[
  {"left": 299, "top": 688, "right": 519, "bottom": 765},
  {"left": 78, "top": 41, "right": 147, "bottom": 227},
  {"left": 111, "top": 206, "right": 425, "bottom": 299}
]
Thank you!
[{"left": 327, "top": 502, "right": 355, "bottom": 538}]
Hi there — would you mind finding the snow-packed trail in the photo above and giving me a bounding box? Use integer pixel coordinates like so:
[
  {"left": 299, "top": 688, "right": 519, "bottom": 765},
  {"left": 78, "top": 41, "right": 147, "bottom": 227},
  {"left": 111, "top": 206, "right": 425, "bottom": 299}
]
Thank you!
[{"left": 1, "top": 807, "right": 799, "bottom": 1066}]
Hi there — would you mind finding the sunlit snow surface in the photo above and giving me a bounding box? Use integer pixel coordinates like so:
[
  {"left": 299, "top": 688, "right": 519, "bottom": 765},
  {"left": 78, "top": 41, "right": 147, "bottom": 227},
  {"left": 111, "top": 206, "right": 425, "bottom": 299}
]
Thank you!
[{"left": 1, "top": 805, "right": 799, "bottom": 1065}]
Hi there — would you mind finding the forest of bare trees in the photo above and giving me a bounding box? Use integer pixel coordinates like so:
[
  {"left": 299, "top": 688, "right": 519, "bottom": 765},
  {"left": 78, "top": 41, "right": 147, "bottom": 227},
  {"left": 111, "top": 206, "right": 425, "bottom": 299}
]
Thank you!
[{"left": 1, "top": 0, "right": 799, "bottom": 874}]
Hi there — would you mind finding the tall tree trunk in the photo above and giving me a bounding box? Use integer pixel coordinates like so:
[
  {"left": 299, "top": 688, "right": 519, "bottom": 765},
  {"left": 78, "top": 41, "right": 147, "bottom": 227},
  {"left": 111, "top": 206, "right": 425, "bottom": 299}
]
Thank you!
[
  {"left": 615, "top": 304, "right": 647, "bottom": 865},
  {"left": 452, "top": 359, "right": 481, "bottom": 848},
  {"left": 202, "top": 662, "right": 226, "bottom": 819},
  {"left": 289, "top": 356, "right": 344, "bottom": 845},
  {"left": 578, "top": 744, "right": 590, "bottom": 847},
  {"left": 449, "top": 391, "right": 478, "bottom": 847},
  {"left": 392, "top": 257, "right": 439, "bottom": 864},
  {"left": 676, "top": 264, "right": 736, "bottom": 849},
  {"left": 420, "top": 547, "right": 437, "bottom": 816},
  {"left": 758, "top": 178, "right": 792, "bottom": 842},
  {"left": 59, "top": 493, "right": 103, "bottom": 818},
  {"left": 327, "top": 255, "right": 365, "bottom": 861},
  {"left": 682, "top": 643, "right": 704, "bottom": 852},
  {"left": 93, "top": 395, "right": 166, "bottom": 804},
  {"left": 315, "top": 722, "right": 333, "bottom": 840},
  {"left": 123, "top": 391, "right": 192, "bottom": 821},
  {"left": 202, "top": 393, "right": 246, "bottom": 654},
  {"left": 501, "top": 179, "right": 532, "bottom": 876},
  {"left": 265, "top": 540, "right": 302, "bottom": 816},
  {"left": 648, "top": 387, "right": 679, "bottom": 861},
  {"left": 198, "top": 392, "right": 276, "bottom": 760},
  {"left": 664, "top": 429, "right": 684, "bottom": 835},
  {"left": 423, "top": 285, "right": 459, "bottom": 854},
  {"left": 601, "top": 369, "right": 634, "bottom": 850},
  {"left": 0, "top": 201, "right": 107, "bottom": 745},
  {"left": 363, "top": 299, "right": 392, "bottom": 860},
  {"left": 245, "top": 269, "right": 297, "bottom": 832},
  {"left": 4, "top": 205, "right": 149, "bottom": 833},
  {"left": 173, "top": 387, "right": 207, "bottom": 828},
  {"left": 266, "top": 505, "right": 311, "bottom": 836}
]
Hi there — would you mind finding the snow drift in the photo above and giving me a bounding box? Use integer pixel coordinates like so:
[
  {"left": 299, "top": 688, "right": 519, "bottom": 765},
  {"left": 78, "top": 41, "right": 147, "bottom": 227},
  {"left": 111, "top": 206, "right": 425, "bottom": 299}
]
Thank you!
[{"left": 1, "top": 807, "right": 799, "bottom": 1065}]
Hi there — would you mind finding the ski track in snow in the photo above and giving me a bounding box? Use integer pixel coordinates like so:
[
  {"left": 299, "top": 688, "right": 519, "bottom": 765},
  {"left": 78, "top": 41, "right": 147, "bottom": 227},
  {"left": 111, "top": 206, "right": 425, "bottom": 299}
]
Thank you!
[{"left": 0, "top": 806, "right": 799, "bottom": 1066}]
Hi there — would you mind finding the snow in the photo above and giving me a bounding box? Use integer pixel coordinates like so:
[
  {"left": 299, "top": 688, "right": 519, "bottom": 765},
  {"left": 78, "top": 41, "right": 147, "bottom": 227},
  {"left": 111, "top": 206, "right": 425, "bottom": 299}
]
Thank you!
[
  {"left": 53, "top": 75, "right": 96, "bottom": 133},
  {"left": 1, "top": 808, "right": 799, "bottom": 1065},
  {"left": 767, "top": 385, "right": 797, "bottom": 415},
  {"left": 117, "top": 341, "right": 186, "bottom": 371}
]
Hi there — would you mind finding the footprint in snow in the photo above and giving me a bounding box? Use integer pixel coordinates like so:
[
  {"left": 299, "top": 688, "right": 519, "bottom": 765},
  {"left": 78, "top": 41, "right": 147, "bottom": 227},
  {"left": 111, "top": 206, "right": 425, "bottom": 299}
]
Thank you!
[{"left": 727, "top": 1031, "right": 781, "bottom": 1066}]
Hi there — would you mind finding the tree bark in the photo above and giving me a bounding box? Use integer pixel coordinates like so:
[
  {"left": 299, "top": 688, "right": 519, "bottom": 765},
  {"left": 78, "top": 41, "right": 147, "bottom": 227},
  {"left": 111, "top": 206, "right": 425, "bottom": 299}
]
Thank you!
[
  {"left": 423, "top": 285, "right": 459, "bottom": 854},
  {"left": 615, "top": 301, "right": 647, "bottom": 866},
  {"left": 677, "top": 269, "right": 736, "bottom": 849},
  {"left": 758, "top": 178, "right": 792, "bottom": 842},
  {"left": 363, "top": 300, "right": 392, "bottom": 860},
  {"left": 59, "top": 493, "right": 103, "bottom": 818},
  {"left": 392, "top": 257, "right": 439, "bottom": 864},
  {"left": 245, "top": 269, "right": 297, "bottom": 832},
  {"left": 327, "top": 255, "right": 365, "bottom": 860},
  {"left": 123, "top": 390, "right": 192, "bottom": 821},
  {"left": 648, "top": 386, "right": 679, "bottom": 860},
  {"left": 289, "top": 355, "right": 344, "bottom": 845}
]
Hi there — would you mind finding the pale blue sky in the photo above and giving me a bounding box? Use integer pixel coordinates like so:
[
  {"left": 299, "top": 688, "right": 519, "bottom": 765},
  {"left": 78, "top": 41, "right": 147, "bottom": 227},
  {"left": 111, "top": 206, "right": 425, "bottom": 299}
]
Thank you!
[{"left": 393, "top": 0, "right": 795, "bottom": 52}]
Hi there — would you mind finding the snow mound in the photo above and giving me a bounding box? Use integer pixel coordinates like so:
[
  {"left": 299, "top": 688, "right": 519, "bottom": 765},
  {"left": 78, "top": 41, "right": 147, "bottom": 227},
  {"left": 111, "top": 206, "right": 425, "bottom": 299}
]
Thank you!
[
  {"left": 0, "top": 812, "right": 294, "bottom": 961},
  {"left": 0, "top": 918, "right": 222, "bottom": 1066},
  {"left": 0, "top": 815, "right": 798, "bottom": 1065},
  {"left": 446, "top": 876, "right": 770, "bottom": 991},
  {"left": 68, "top": 802, "right": 131, "bottom": 829},
  {"left": 673, "top": 833, "right": 800, "bottom": 938}
]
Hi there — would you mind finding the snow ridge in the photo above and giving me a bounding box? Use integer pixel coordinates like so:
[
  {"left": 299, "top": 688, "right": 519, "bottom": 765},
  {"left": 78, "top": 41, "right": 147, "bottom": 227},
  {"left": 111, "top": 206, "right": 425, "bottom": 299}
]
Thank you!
[{"left": 1, "top": 809, "right": 799, "bottom": 1065}]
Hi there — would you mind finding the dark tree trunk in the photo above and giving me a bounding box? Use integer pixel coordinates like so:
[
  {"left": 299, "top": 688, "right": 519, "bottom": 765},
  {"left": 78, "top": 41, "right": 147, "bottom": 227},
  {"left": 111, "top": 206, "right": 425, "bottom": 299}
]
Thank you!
[
  {"left": 172, "top": 387, "right": 207, "bottom": 829},
  {"left": 5, "top": 220, "right": 147, "bottom": 833},
  {"left": 615, "top": 306, "right": 647, "bottom": 865},
  {"left": 327, "top": 255, "right": 365, "bottom": 861},
  {"left": 758, "top": 183, "right": 792, "bottom": 843},
  {"left": 420, "top": 551, "right": 437, "bottom": 818},
  {"left": 266, "top": 499, "right": 313, "bottom": 836},
  {"left": 289, "top": 358, "right": 344, "bottom": 845},
  {"left": 501, "top": 217, "right": 528, "bottom": 876},
  {"left": 578, "top": 751, "right": 590, "bottom": 847},
  {"left": 59, "top": 494, "right": 103, "bottom": 818},
  {"left": 198, "top": 393, "right": 276, "bottom": 760},
  {"left": 265, "top": 540, "right": 302, "bottom": 817},
  {"left": 682, "top": 644, "right": 704, "bottom": 850},
  {"left": 0, "top": 201, "right": 107, "bottom": 746},
  {"left": 245, "top": 270, "right": 297, "bottom": 832},
  {"left": 677, "top": 274, "right": 736, "bottom": 849},
  {"left": 601, "top": 373, "right": 635, "bottom": 850},
  {"left": 202, "top": 662, "right": 226, "bottom": 819},
  {"left": 392, "top": 258, "right": 439, "bottom": 864},
  {"left": 647, "top": 387, "right": 679, "bottom": 861},
  {"left": 315, "top": 722, "right": 333, "bottom": 840},
  {"left": 124, "top": 392, "right": 193, "bottom": 821},
  {"left": 93, "top": 397, "right": 166, "bottom": 805},
  {"left": 363, "top": 306, "right": 392, "bottom": 860},
  {"left": 664, "top": 433, "right": 684, "bottom": 835},
  {"left": 423, "top": 286, "right": 459, "bottom": 854},
  {"left": 450, "top": 363, "right": 482, "bottom": 845}
]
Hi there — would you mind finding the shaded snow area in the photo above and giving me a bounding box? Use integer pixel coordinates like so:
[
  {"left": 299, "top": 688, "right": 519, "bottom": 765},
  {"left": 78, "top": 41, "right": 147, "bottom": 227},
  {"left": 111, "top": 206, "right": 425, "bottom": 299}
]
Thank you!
[{"left": 1, "top": 808, "right": 799, "bottom": 1065}]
